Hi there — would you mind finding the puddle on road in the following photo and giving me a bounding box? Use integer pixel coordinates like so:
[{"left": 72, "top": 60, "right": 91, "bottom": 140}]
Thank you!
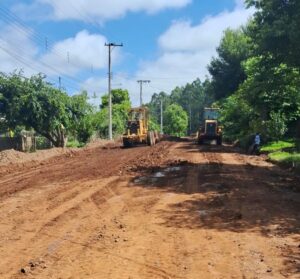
[
  {"left": 132, "top": 165, "right": 230, "bottom": 195},
  {"left": 153, "top": 171, "right": 165, "bottom": 178},
  {"left": 198, "top": 210, "right": 210, "bottom": 217},
  {"left": 133, "top": 165, "right": 183, "bottom": 187},
  {"left": 133, "top": 176, "right": 158, "bottom": 184},
  {"left": 165, "top": 166, "right": 182, "bottom": 172}
]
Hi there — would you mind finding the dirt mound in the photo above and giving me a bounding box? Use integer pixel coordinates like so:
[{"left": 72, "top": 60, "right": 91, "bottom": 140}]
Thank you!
[
  {"left": 121, "top": 142, "right": 172, "bottom": 174},
  {"left": 0, "top": 139, "right": 117, "bottom": 166},
  {"left": 0, "top": 148, "right": 74, "bottom": 166}
]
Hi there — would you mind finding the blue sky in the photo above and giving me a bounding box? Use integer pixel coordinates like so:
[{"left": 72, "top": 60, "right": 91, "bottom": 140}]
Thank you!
[{"left": 0, "top": 0, "right": 253, "bottom": 106}]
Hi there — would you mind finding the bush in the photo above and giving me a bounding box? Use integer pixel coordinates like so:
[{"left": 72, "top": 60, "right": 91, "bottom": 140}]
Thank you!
[{"left": 265, "top": 112, "right": 287, "bottom": 141}]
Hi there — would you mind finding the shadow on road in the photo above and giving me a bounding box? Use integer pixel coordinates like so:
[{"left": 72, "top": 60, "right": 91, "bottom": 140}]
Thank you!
[{"left": 130, "top": 149, "right": 300, "bottom": 277}]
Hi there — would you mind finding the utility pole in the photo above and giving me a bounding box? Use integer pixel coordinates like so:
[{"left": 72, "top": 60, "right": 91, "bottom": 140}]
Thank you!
[
  {"left": 160, "top": 98, "right": 163, "bottom": 135},
  {"left": 137, "top": 80, "right": 150, "bottom": 106},
  {"left": 58, "top": 76, "right": 61, "bottom": 90},
  {"left": 189, "top": 91, "right": 192, "bottom": 135},
  {"left": 189, "top": 103, "right": 192, "bottom": 135},
  {"left": 105, "top": 42, "right": 123, "bottom": 140}
]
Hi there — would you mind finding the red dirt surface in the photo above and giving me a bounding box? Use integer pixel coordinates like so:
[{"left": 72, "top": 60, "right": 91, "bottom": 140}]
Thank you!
[{"left": 0, "top": 139, "right": 299, "bottom": 278}]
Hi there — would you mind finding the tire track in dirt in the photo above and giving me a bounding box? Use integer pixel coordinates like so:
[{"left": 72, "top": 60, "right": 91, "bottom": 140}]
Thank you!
[
  {"left": 0, "top": 139, "right": 299, "bottom": 278},
  {"left": 0, "top": 177, "right": 119, "bottom": 278}
]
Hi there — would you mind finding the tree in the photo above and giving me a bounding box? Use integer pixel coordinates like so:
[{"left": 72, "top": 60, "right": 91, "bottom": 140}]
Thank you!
[
  {"left": 0, "top": 72, "right": 94, "bottom": 147},
  {"left": 96, "top": 89, "right": 131, "bottom": 137},
  {"left": 240, "top": 56, "right": 300, "bottom": 125},
  {"left": 147, "top": 79, "right": 212, "bottom": 134},
  {"left": 265, "top": 111, "right": 287, "bottom": 141},
  {"left": 219, "top": 93, "right": 254, "bottom": 144},
  {"left": 170, "top": 79, "right": 206, "bottom": 133},
  {"left": 208, "top": 28, "right": 252, "bottom": 100},
  {"left": 69, "top": 92, "right": 94, "bottom": 143},
  {"left": 246, "top": 0, "right": 300, "bottom": 67},
  {"left": 163, "top": 104, "right": 188, "bottom": 137},
  {"left": 147, "top": 91, "right": 171, "bottom": 128}
]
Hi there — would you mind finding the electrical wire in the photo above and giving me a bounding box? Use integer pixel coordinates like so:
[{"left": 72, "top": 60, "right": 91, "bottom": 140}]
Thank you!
[{"left": 0, "top": 6, "right": 100, "bottom": 84}]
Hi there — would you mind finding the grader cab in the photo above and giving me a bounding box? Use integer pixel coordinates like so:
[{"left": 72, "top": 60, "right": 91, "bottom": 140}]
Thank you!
[
  {"left": 198, "top": 108, "right": 223, "bottom": 145},
  {"left": 122, "top": 107, "right": 159, "bottom": 147}
]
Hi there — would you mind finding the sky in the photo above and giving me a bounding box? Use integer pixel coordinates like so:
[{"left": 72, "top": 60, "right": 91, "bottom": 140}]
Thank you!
[{"left": 0, "top": 0, "right": 254, "bottom": 106}]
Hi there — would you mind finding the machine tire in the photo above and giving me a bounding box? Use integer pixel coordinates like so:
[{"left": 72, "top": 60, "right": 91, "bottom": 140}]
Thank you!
[
  {"left": 198, "top": 138, "right": 204, "bottom": 145},
  {"left": 147, "top": 131, "right": 153, "bottom": 146},
  {"left": 152, "top": 131, "right": 156, "bottom": 145},
  {"left": 154, "top": 131, "right": 159, "bottom": 143},
  {"left": 123, "top": 138, "right": 133, "bottom": 148}
]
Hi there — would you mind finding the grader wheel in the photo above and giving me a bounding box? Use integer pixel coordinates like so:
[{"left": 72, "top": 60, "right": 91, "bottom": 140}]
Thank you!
[{"left": 147, "top": 131, "right": 155, "bottom": 146}]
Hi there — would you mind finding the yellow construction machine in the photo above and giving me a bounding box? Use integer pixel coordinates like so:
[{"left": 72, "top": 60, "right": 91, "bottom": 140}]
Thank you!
[
  {"left": 197, "top": 108, "right": 223, "bottom": 145},
  {"left": 122, "top": 107, "right": 159, "bottom": 147}
]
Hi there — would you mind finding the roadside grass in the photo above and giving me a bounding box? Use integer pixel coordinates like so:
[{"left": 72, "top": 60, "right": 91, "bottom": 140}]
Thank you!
[
  {"left": 260, "top": 140, "right": 295, "bottom": 152},
  {"left": 261, "top": 139, "right": 300, "bottom": 170},
  {"left": 269, "top": 151, "right": 300, "bottom": 163},
  {"left": 66, "top": 139, "right": 85, "bottom": 148}
]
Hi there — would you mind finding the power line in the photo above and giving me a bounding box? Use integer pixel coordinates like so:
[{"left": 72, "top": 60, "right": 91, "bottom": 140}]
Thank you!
[
  {"left": 0, "top": 43, "right": 82, "bottom": 91},
  {"left": 0, "top": 6, "right": 99, "bottom": 83}
]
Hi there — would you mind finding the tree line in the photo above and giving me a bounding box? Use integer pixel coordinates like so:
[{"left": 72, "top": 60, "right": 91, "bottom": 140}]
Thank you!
[
  {"left": 148, "top": 0, "right": 300, "bottom": 145},
  {"left": 0, "top": 72, "right": 131, "bottom": 147},
  {"left": 209, "top": 0, "right": 300, "bottom": 145},
  {"left": 1, "top": 0, "right": 299, "bottom": 147}
]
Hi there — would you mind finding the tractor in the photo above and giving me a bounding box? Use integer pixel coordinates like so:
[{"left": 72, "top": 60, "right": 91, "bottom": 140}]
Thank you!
[
  {"left": 197, "top": 108, "right": 222, "bottom": 145},
  {"left": 122, "top": 107, "right": 159, "bottom": 147}
]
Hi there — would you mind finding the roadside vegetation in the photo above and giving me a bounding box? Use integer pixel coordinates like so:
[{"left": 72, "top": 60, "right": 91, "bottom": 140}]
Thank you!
[
  {"left": 147, "top": 1, "right": 300, "bottom": 148},
  {"left": 261, "top": 139, "right": 300, "bottom": 169},
  {"left": 208, "top": 0, "right": 300, "bottom": 148}
]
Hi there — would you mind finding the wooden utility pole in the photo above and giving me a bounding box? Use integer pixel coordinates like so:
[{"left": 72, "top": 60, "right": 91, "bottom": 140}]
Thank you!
[{"left": 160, "top": 98, "right": 163, "bottom": 135}]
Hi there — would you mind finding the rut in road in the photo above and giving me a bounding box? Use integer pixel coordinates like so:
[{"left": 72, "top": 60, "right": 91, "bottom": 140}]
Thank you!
[{"left": 0, "top": 140, "right": 299, "bottom": 278}]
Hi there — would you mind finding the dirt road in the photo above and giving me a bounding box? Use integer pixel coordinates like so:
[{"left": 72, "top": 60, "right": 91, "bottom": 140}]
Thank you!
[{"left": 0, "top": 140, "right": 299, "bottom": 278}]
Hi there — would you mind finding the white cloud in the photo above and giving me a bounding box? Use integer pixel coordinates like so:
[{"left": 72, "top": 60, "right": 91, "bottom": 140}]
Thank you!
[
  {"left": 0, "top": 24, "right": 38, "bottom": 74},
  {"left": 122, "top": 1, "right": 255, "bottom": 105},
  {"left": 158, "top": 8, "right": 253, "bottom": 52},
  {"left": 40, "top": 30, "right": 112, "bottom": 76},
  {"left": 0, "top": 26, "right": 112, "bottom": 90},
  {"left": 14, "top": 0, "right": 191, "bottom": 23}
]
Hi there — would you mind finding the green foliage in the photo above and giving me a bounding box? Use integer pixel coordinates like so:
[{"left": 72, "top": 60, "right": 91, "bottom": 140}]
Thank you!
[
  {"left": 246, "top": 0, "right": 300, "bottom": 67},
  {"left": 265, "top": 112, "right": 287, "bottom": 141},
  {"left": 205, "top": 0, "right": 300, "bottom": 144},
  {"left": 66, "top": 138, "right": 85, "bottom": 148},
  {"left": 269, "top": 151, "right": 300, "bottom": 165},
  {"left": 0, "top": 72, "right": 95, "bottom": 147},
  {"left": 261, "top": 138, "right": 300, "bottom": 169},
  {"left": 95, "top": 89, "right": 131, "bottom": 138},
  {"left": 163, "top": 104, "right": 188, "bottom": 137},
  {"left": 240, "top": 56, "right": 300, "bottom": 123},
  {"left": 0, "top": 72, "right": 71, "bottom": 146},
  {"left": 219, "top": 94, "right": 253, "bottom": 142},
  {"left": 147, "top": 79, "right": 211, "bottom": 135},
  {"left": 69, "top": 92, "right": 94, "bottom": 143},
  {"left": 208, "top": 28, "right": 252, "bottom": 100},
  {"left": 149, "top": 117, "right": 160, "bottom": 132},
  {"left": 261, "top": 140, "right": 295, "bottom": 152},
  {"left": 100, "top": 89, "right": 130, "bottom": 109},
  {"left": 147, "top": 91, "right": 172, "bottom": 129}
]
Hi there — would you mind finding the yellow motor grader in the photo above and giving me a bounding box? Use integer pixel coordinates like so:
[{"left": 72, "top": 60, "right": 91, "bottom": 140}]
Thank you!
[
  {"left": 122, "top": 107, "right": 159, "bottom": 147},
  {"left": 197, "top": 108, "right": 223, "bottom": 145}
]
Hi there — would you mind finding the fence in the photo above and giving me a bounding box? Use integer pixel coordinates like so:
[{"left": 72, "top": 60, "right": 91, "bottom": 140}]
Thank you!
[{"left": 0, "top": 134, "right": 36, "bottom": 152}]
